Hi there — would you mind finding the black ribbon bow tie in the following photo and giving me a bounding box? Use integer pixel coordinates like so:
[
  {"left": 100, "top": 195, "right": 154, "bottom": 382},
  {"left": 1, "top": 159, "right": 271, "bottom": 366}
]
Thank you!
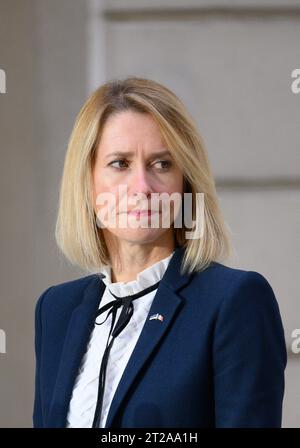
[{"left": 91, "top": 278, "right": 161, "bottom": 428}]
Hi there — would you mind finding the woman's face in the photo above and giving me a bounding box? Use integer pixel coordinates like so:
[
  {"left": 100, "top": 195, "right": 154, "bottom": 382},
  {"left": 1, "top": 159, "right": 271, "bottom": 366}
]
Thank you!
[{"left": 92, "top": 110, "right": 184, "bottom": 247}]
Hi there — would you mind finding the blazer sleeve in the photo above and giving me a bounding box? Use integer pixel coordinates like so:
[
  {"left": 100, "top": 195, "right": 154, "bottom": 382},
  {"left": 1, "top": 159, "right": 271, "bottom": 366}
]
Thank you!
[
  {"left": 212, "top": 271, "right": 287, "bottom": 428},
  {"left": 33, "top": 285, "right": 54, "bottom": 428}
]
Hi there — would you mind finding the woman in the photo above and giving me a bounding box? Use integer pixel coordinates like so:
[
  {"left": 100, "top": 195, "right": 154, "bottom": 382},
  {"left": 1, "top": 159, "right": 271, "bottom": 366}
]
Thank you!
[{"left": 33, "top": 77, "right": 287, "bottom": 428}]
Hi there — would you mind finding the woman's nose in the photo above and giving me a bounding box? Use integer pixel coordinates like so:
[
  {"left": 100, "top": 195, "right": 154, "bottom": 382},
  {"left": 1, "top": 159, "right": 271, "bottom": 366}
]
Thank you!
[{"left": 130, "top": 165, "right": 153, "bottom": 196}]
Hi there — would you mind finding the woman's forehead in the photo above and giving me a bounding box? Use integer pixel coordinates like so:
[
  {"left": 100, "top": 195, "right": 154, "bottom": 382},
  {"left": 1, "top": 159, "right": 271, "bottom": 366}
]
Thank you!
[{"left": 97, "top": 112, "right": 167, "bottom": 158}]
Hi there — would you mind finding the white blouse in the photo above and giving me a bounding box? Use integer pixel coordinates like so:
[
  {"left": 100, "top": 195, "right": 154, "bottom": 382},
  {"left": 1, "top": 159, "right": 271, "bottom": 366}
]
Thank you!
[{"left": 66, "top": 250, "right": 175, "bottom": 428}]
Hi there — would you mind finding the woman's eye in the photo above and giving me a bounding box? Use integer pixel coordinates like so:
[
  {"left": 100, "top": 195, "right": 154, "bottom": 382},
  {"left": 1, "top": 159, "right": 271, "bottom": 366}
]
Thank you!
[
  {"left": 108, "top": 159, "right": 172, "bottom": 171},
  {"left": 154, "top": 160, "right": 172, "bottom": 170},
  {"left": 108, "top": 159, "right": 128, "bottom": 169}
]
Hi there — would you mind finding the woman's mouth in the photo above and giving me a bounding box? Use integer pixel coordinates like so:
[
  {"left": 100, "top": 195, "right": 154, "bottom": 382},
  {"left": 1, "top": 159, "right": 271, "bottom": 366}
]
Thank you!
[{"left": 127, "top": 210, "right": 160, "bottom": 217}]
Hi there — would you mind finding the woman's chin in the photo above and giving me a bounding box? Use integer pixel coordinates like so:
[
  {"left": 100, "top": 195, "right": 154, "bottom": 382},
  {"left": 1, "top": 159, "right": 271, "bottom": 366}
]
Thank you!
[{"left": 109, "top": 227, "right": 167, "bottom": 244}]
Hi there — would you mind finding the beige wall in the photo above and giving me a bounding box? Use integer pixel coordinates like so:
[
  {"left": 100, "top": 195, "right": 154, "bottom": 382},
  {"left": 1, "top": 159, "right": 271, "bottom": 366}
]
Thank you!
[
  {"left": 0, "top": 0, "right": 299, "bottom": 427},
  {"left": 0, "top": 0, "right": 88, "bottom": 427}
]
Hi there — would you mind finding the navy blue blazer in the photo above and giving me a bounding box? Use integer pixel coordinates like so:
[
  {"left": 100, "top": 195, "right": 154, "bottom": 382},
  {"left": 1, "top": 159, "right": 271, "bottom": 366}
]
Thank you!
[{"left": 33, "top": 246, "right": 287, "bottom": 428}]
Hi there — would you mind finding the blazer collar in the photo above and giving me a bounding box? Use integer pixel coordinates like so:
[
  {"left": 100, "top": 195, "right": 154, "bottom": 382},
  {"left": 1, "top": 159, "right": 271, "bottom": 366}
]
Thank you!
[{"left": 46, "top": 245, "right": 191, "bottom": 427}]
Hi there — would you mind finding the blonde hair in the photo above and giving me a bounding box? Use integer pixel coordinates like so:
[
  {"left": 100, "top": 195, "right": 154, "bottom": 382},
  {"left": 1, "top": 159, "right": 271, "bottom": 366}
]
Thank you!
[{"left": 55, "top": 77, "right": 233, "bottom": 275}]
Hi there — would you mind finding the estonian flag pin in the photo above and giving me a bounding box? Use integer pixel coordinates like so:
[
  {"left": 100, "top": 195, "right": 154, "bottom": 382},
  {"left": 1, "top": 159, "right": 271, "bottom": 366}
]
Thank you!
[{"left": 149, "top": 313, "right": 164, "bottom": 322}]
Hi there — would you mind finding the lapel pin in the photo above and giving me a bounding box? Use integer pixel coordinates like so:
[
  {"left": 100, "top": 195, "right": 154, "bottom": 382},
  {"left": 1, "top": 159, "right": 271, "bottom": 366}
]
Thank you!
[{"left": 149, "top": 313, "right": 164, "bottom": 322}]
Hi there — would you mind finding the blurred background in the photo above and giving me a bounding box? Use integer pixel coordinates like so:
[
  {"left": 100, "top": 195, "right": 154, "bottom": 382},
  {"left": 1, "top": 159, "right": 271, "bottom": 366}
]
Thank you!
[{"left": 0, "top": 0, "right": 299, "bottom": 427}]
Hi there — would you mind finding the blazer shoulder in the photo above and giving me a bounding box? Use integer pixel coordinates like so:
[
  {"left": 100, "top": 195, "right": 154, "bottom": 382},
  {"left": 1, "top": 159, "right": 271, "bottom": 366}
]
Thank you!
[
  {"left": 35, "top": 273, "right": 99, "bottom": 315},
  {"left": 210, "top": 262, "right": 281, "bottom": 315},
  {"left": 202, "top": 261, "right": 275, "bottom": 291},
  {"left": 190, "top": 261, "right": 280, "bottom": 313},
  {"left": 192, "top": 260, "right": 263, "bottom": 289}
]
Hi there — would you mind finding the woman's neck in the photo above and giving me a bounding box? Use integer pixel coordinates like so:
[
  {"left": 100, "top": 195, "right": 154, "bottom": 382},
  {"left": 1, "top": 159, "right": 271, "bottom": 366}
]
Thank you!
[
  {"left": 105, "top": 233, "right": 175, "bottom": 283},
  {"left": 111, "top": 246, "right": 175, "bottom": 283}
]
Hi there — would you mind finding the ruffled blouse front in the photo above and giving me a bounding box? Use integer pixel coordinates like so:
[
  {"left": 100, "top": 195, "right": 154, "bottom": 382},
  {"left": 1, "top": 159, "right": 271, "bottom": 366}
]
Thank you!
[{"left": 66, "top": 250, "right": 175, "bottom": 428}]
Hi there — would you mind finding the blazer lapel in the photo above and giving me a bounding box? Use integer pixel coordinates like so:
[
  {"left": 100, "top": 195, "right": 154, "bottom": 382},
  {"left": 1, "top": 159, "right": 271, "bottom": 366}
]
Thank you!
[{"left": 46, "top": 275, "right": 106, "bottom": 427}]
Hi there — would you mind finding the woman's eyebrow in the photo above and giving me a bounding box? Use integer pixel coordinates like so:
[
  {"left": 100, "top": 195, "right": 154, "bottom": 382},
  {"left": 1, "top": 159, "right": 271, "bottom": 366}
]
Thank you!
[{"left": 104, "top": 150, "right": 172, "bottom": 160}]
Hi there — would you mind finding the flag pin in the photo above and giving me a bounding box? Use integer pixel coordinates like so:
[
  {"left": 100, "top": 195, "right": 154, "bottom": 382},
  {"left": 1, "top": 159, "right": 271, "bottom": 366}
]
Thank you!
[{"left": 149, "top": 313, "right": 164, "bottom": 322}]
